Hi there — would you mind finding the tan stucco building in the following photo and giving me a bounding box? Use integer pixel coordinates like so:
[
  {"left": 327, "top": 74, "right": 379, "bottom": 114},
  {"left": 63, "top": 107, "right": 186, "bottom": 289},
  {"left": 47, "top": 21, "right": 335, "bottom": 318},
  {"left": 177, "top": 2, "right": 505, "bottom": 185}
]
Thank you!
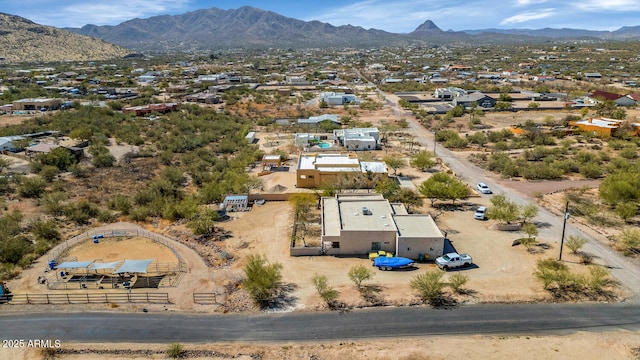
[
  {"left": 296, "top": 153, "right": 387, "bottom": 188},
  {"left": 321, "top": 194, "right": 444, "bottom": 260}
]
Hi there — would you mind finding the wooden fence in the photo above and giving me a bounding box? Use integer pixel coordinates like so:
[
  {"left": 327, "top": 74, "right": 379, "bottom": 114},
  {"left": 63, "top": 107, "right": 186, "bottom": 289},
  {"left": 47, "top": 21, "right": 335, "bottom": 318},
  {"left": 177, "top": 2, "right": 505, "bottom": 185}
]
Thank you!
[
  {"left": 193, "top": 293, "right": 222, "bottom": 305},
  {"left": 2, "top": 292, "right": 170, "bottom": 305}
]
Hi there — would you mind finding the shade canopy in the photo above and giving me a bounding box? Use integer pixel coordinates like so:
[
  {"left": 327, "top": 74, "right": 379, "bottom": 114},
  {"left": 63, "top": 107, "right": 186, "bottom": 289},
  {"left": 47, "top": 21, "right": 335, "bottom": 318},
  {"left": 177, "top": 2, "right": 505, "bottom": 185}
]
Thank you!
[
  {"left": 55, "top": 261, "right": 93, "bottom": 269},
  {"left": 89, "top": 261, "right": 122, "bottom": 270},
  {"left": 114, "top": 259, "right": 153, "bottom": 274}
]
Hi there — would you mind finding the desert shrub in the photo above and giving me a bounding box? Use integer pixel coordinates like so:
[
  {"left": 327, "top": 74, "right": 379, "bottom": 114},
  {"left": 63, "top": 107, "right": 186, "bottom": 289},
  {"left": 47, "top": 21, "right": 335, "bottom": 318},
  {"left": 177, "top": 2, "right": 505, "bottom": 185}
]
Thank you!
[
  {"left": 0, "top": 236, "right": 33, "bottom": 265},
  {"left": 410, "top": 271, "right": 446, "bottom": 305},
  {"left": 167, "top": 343, "right": 184, "bottom": 359},
  {"left": 18, "top": 176, "right": 47, "bottom": 198},
  {"left": 448, "top": 273, "right": 469, "bottom": 294},
  {"left": 579, "top": 162, "right": 602, "bottom": 179},
  {"left": 311, "top": 274, "right": 339, "bottom": 307},
  {"left": 243, "top": 254, "right": 283, "bottom": 307},
  {"left": 64, "top": 200, "right": 100, "bottom": 225},
  {"left": 534, "top": 258, "right": 580, "bottom": 291},
  {"left": 587, "top": 266, "right": 610, "bottom": 292},
  {"left": 128, "top": 206, "right": 150, "bottom": 222},
  {"left": 39, "top": 165, "right": 59, "bottom": 182},
  {"left": 108, "top": 194, "right": 132, "bottom": 215},
  {"left": 616, "top": 228, "right": 640, "bottom": 256},
  {"left": 614, "top": 202, "right": 637, "bottom": 223},
  {"left": 348, "top": 265, "right": 375, "bottom": 289},
  {"left": 30, "top": 219, "right": 60, "bottom": 242},
  {"left": 565, "top": 235, "right": 587, "bottom": 254}
]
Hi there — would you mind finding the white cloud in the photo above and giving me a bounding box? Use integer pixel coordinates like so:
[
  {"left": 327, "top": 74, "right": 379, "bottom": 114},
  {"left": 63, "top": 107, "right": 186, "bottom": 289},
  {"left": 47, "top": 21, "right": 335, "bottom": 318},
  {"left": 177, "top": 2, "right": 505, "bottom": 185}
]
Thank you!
[
  {"left": 500, "top": 8, "right": 556, "bottom": 26},
  {"left": 572, "top": 0, "right": 639, "bottom": 11},
  {"left": 514, "top": 0, "right": 549, "bottom": 6},
  {"left": 26, "top": 0, "right": 191, "bottom": 27},
  {"left": 308, "top": 0, "right": 487, "bottom": 33}
]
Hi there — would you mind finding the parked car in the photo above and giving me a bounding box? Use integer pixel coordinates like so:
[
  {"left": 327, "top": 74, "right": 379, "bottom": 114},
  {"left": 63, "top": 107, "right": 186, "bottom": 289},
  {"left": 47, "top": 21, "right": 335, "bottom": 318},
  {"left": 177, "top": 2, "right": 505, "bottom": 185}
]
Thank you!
[
  {"left": 476, "top": 182, "right": 492, "bottom": 194},
  {"left": 373, "top": 257, "right": 415, "bottom": 271},
  {"left": 435, "top": 252, "right": 473, "bottom": 271},
  {"left": 474, "top": 206, "right": 487, "bottom": 220}
]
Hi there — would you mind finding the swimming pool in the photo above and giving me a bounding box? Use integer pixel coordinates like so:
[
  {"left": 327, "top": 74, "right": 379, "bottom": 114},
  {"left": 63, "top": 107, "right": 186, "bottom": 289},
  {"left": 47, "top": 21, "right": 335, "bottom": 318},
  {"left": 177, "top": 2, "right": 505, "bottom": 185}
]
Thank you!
[{"left": 318, "top": 142, "right": 331, "bottom": 149}]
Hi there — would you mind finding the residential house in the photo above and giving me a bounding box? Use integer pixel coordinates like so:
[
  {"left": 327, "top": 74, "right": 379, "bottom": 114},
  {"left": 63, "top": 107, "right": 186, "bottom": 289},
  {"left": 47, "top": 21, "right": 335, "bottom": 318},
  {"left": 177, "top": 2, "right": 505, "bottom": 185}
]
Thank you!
[
  {"left": 333, "top": 128, "right": 379, "bottom": 151},
  {"left": 453, "top": 92, "right": 496, "bottom": 108},
  {"left": 297, "top": 114, "right": 341, "bottom": 126},
  {"left": 321, "top": 194, "right": 445, "bottom": 260},
  {"left": 296, "top": 153, "right": 387, "bottom": 188},
  {"left": 0, "top": 136, "right": 25, "bottom": 152},
  {"left": 589, "top": 90, "right": 636, "bottom": 106},
  {"left": 569, "top": 118, "right": 640, "bottom": 137},
  {"left": 319, "top": 92, "right": 357, "bottom": 106}
]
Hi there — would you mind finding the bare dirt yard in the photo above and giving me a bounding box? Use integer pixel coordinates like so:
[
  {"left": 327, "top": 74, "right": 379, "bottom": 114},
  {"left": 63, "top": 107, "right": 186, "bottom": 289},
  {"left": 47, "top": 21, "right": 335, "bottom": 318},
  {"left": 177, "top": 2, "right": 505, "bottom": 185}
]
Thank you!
[{"left": 4, "top": 331, "right": 640, "bottom": 360}]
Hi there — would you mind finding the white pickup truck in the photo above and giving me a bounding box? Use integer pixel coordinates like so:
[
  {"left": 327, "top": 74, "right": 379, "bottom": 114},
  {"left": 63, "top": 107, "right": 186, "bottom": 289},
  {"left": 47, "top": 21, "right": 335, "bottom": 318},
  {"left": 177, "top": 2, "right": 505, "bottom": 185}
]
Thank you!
[{"left": 435, "top": 252, "right": 472, "bottom": 271}]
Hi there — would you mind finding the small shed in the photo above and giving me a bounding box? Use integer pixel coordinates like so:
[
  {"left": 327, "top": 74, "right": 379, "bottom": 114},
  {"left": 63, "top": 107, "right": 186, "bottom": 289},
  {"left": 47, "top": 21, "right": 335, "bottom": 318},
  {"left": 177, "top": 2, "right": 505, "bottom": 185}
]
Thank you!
[
  {"left": 245, "top": 131, "right": 256, "bottom": 144},
  {"left": 223, "top": 195, "right": 249, "bottom": 212}
]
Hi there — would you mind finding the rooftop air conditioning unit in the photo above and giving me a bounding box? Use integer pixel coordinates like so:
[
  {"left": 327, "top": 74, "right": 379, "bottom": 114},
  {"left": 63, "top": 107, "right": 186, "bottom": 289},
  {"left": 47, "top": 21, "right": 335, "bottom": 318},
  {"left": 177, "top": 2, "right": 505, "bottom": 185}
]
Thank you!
[{"left": 362, "top": 207, "right": 372, "bottom": 215}]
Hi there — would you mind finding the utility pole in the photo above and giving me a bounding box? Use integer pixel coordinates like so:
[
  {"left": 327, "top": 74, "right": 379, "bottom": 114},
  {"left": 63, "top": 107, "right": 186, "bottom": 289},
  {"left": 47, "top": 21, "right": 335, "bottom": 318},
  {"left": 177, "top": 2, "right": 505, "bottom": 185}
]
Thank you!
[{"left": 558, "top": 201, "right": 570, "bottom": 261}]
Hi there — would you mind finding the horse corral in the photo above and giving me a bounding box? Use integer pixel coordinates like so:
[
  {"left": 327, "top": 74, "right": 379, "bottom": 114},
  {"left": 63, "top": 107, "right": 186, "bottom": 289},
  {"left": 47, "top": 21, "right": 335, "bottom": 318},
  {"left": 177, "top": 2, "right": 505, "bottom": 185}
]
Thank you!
[{"left": 44, "top": 231, "right": 187, "bottom": 291}]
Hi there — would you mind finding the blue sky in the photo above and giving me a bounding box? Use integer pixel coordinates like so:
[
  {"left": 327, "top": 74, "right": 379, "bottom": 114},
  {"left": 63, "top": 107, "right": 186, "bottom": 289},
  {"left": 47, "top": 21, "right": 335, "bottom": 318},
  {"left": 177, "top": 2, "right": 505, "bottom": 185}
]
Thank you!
[{"left": 3, "top": 0, "right": 639, "bottom": 32}]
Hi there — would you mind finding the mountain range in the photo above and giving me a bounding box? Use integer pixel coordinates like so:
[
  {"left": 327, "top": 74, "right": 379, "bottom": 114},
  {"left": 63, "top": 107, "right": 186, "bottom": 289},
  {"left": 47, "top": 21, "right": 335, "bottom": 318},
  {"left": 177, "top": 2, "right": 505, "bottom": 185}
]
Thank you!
[
  {"left": 64, "top": 6, "right": 640, "bottom": 52},
  {"left": 3, "top": 6, "right": 640, "bottom": 62}
]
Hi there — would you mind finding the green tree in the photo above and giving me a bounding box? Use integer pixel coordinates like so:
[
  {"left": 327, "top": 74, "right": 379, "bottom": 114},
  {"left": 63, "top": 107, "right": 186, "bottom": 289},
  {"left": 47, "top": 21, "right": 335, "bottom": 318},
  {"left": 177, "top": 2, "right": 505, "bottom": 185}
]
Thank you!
[
  {"left": 348, "top": 265, "right": 375, "bottom": 289},
  {"left": 487, "top": 194, "right": 519, "bottom": 224},
  {"left": 521, "top": 203, "right": 539, "bottom": 223},
  {"left": 186, "top": 209, "right": 219, "bottom": 236},
  {"left": 418, "top": 172, "right": 470, "bottom": 206},
  {"left": 410, "top": 271, "right": 446, "bottom": 305},
  {"left": 39, "top": 147, "right": 77, "bottom": 171},
  {"left": 410, "top": 151, "right": 435, "bottom": 171},
  {"left": 374, "top": 178, "right": 401, "bottom": 201},
  {"left": 243, "top": 254, "right": 283, "bottom": 307},
  {"left": 383, "top": 155, "right": 406, "bottom": 175},
  {"left": 520, "top": 223, "right": 539, "bottom": 252},
  {"left": 398, "top": 188, "right": 423, "bottom": 213}
]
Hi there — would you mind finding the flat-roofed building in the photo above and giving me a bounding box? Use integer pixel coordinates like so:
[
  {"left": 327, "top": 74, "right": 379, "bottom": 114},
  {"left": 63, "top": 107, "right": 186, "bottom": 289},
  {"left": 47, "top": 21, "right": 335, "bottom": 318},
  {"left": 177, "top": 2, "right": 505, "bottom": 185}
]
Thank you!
[
  {"left": 12, "top": 98, "right": 62, "bottom": 111},
  {"left": 321, "top": 194, "right": 444, "bottom": 259},
  {"left": 333, "top": 128, "right": 379, "bottom": 151},
  {"left": 296, "top": 153, "right": 386, "bottom": 188}
]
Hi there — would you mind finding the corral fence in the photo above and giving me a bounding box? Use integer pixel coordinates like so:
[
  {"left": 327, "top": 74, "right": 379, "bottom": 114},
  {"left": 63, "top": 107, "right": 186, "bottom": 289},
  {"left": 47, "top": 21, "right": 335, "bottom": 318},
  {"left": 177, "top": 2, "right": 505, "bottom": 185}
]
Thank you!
[
  {"left": 2, "top": 292, "right": 170, "bottom": 305},
  {"left": 193, "top": 292, "right": 224, "bottom": 305},
  {"left": 49, "top": 228, "right": 187, "bottom": 272}
]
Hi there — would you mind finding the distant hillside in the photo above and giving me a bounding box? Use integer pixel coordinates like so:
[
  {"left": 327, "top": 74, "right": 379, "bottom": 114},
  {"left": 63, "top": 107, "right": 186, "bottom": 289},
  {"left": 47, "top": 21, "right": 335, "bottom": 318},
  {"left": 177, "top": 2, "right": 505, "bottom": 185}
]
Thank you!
[
  {"left": 66, "top": 6, "right": 414, "bottom": 51},
  {"left": 0, "top": 13, "right": 131, "bottom": 63},
  {"left": 64, "top": 6, "right": 640, "bottom": 52}
]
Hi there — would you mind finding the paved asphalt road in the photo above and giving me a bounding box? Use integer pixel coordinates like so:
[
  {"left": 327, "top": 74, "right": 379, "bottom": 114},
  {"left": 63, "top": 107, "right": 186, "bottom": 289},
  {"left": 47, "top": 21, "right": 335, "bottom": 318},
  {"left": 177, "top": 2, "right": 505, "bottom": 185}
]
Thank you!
[{"left": 1, "top": 303, "right": 639, "bottom": 343}]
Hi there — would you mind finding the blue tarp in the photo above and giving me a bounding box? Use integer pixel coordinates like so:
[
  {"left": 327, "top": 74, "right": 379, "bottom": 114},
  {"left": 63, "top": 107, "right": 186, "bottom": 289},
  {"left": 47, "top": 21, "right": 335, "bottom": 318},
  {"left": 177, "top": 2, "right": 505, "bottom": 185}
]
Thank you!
[{"left": 373, "top": 257, "right": 414, "bottom": 268}]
